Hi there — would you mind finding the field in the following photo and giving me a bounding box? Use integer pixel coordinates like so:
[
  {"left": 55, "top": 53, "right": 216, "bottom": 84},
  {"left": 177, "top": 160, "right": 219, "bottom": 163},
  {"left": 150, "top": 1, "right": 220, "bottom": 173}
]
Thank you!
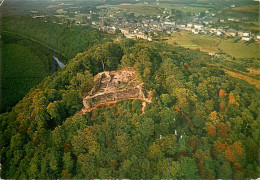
[
  {"left": 233, "top": 5, "right": 259, "bottom": 13},
  {"left": 165, "top": 31, "right": 260, "bottom": 89},
  {"left": 97, "top": 3, "right": 158, "bottom": 15},
  {"left": 153, "top": 3, "right": 211, "bottom": 14},
  {"left": 218, "top": 40, "right": 260, "bottom": 59},
  {"left": 97, "top": 2, "right": 210, "bottom": 16},
  {"left": 165, "top": 31, "right": 260, "bottom": 59},
  {"left": 223, "top": 69, "right": 260, "bottom": 90},
  {"left": 165, "top": 31, "right": 220, "bottom": 53}
]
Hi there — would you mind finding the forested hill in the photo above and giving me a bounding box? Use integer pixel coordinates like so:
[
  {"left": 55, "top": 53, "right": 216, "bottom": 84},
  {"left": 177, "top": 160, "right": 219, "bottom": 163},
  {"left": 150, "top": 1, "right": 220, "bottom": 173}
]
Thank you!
[
  {"left": 1, "top": 32, "right": 66, "bottom": 113},
  {"left": 1, "top": 39, "right": 259, "bottom": 179},
  {"left": 2, "top": 16, "right": 114, "bottom": 60},
  {"left": 1, "top": 15, "right": 113, "bottom": 112}
]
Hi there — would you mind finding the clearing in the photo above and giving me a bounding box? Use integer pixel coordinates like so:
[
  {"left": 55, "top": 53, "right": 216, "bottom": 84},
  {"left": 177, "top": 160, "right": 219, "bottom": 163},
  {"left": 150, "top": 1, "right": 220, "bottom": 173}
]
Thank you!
[{"left": 82, "top": 68, "right": 152, "bottom": 113}]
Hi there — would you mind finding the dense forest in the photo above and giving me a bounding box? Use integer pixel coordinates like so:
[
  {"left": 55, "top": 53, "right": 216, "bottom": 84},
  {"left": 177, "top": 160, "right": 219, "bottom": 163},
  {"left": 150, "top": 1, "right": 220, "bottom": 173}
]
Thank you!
[
  {"left": 1, "top": 38, "right": 259, "bottom": 178},
  {"left": 2, "top": 16, "right": 113, "bottom": 60},
  {"left": 1, "top": 32, "right": 66, "bottom": 112},
  {"left": 1, "top": 16, "right": 113, "bottom": 112}
]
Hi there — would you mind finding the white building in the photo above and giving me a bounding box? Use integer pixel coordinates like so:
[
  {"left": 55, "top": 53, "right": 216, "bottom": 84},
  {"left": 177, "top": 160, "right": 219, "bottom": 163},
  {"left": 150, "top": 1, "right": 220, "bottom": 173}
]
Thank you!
[
  {"left": 164, "top": 21, "right": 175, "bottom": 25},
  {"left": 237, "top": 30, "right": 244, "bottom": 37},
  {"left": 216, "top": 31, "right": 223, "bottom": 36},
  {"left": 194, "top": 24, "right": 204, "bottom": 30},
  {"left": 187, "top": 23, "right": 193, "bottom": 28},
  {"left": 243, "top": 31, "right": 251, "bottom": 37},
  {"left": 242, "top": 37, "right": 252, "bottom": 41}
]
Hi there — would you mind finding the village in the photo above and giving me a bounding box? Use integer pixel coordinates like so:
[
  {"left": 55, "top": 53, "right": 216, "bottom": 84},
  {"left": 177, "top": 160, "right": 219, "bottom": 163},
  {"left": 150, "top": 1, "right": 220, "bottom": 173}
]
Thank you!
[
  {"left": 31, "top": 2, "right": 260, "bottom": 42},
  {"left": 87, "top": 4, "right": 259, "bottom": 42}
]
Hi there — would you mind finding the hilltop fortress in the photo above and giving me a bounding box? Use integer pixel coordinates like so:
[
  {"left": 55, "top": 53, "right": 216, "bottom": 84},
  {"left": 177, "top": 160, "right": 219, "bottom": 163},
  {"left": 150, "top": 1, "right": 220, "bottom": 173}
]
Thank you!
[{"left": 82, "top": 68, "right": 152, "bottom": 113}]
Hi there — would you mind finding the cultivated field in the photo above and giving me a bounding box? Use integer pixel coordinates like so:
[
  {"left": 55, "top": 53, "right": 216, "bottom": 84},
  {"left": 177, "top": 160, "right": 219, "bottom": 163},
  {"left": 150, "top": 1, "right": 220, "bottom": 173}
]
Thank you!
[
  {"left": 233, "top": 5, "right": 259, "bottom": 13},
  {"left": 218, "top": 40, "right": 260, "bottom": 59},
  {"left": 165, "top": 31, "right": 260, "bottom": 59},
  {"left": 165, "top": 31, "right": 220, "bottom": 53},
  {"left": 97, "top": 3, "right": 158, "bottom": 15}
]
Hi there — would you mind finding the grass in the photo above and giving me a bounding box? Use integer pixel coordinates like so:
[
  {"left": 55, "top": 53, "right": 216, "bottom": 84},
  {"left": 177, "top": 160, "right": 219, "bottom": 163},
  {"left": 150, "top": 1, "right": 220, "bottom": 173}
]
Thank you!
[
  {"left": 97, "top": 3, "right": 211, "bottom": 16},
  {"left": 165, "top": 31, "right": 260, "bottom": 59},
  {"left": 218, "top": 40, "right": 260, "bottom": 59},
  {"left": 165, "top": 31, "right": 259, "bottom": 89},
  {"left": 97, "top": 3, "right": 158, "bottom": 16},
  {"left": 223, "top": 69, "right": 260, "bottom": 90},
  {"left": 233, "top": 5, "right": 259, "bottom": 13},
  {"left": 165, "top": 31, "right": 220, "bottom": 53},
  {"left": 153, "top": 3, "right": 210, "bottom": 14}
]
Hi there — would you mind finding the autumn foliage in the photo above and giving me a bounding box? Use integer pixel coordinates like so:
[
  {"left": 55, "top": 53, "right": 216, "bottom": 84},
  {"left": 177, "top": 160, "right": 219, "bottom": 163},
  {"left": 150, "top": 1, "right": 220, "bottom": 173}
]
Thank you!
[
  {"left": 224, "top": 147, "right": 235, "bottom": 162},
  {"left": 219, "top": 102, "right": 225, "bottom": 111},
  {"left": 207, "top": 124, "right": 216, "bottom": 138},
  {"left": 209, "top": 111, "right": 219, "bottom": 125},
  {"left": 219, "top": 89, "right": 227, "bottom": 97},
  {"left": 213, "top": 141, "right": 226, "bottom": 153},
  {"left": 232, "top": 141, "right": 244, "bottom": 156},
  {"left": 228, "top": 93, "right": 239, "bottom": 106},
  {"left": 217, "top": 122, "right": 229, "bottom": 138}
]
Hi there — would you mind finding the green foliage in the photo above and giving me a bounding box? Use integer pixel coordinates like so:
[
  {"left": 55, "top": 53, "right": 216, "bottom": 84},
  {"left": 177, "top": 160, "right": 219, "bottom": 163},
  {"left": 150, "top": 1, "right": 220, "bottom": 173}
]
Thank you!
[
  {"left": 2, "top": 16, "right": 113, "bottom": 60},
  {"left": 179, "top": 157, "right": 199, "bottom": 179},
  {"left": 1, "top": 36, "right": 259, "bottom": 179},
  {"left": 1, "top": 32, "right": 64, "bottom": 112}
]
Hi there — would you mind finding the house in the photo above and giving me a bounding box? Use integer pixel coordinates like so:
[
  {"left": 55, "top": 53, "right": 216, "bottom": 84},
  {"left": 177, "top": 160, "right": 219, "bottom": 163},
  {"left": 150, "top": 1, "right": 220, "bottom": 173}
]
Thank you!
[
  {"left": 216, "top": 31, "right": 223, "bottom": 36},
  {"left": 192, "top": 29, "right": 199, "bottom": 34},
  {"left": 242, "top": 37, "right": 252, "bottom": 41},
  {"left": 226, "top": 29, "right": 237, "bottom": 37},
  {"left": 147, "top": 37, "right": 152, "bottom": 41},
  {"left": 124, "top": 34, "right": 136, "bottom": 39},
  {"left": 256, "top": 35, "right": 260, "bottom": 40},
  {"left": 33, "top": 15, "right": 46, "bottom": 19},
  {"left": 187, "top": 23, "right": 193, "bottom": 28},
  {"left": 136, "top": 33, "right": 148, "bottom": 40},
  {"left": 243, "top": 31, "right": 251, "bottom": 37},
  {"left": 194, "top": 24, "right": 204, "bottom": 30},
  {"left": 209, "top": 52, "right": 218, "bottom": 57},
  {"left": 220, "top": 19, "right": 225, "bottom": 22},
  {"left": 231, "top": 4, "right": 235, "bottom": 8},
  {"left": 203, "top": 21, "right": 209, "bottom": 25},
  {"left": 164, "top": 21, "right": 175, "bottom": 25},
  {"left": 210, "top": 28, "right": 217, "bottom": 33},
  {"left": 237, "top": 30, "right": 244, "bottom": 37}
]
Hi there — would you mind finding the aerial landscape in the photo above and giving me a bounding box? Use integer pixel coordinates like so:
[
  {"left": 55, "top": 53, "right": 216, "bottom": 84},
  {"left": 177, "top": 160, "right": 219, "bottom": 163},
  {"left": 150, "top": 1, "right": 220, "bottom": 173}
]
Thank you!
[{"left": 0, "top": 0, "right": 259, "bottom": 179}]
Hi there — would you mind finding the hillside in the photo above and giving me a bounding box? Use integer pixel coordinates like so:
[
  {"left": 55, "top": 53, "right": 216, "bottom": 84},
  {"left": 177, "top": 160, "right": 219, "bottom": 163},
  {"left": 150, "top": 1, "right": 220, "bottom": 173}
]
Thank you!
[
  {"left": 0, "top": 39, "right": 259, "bottom": 179},
  {"left": 0, "top": 32, "right": 66, "bottom": 112},
  {"left": 0, "top": 15, "right": 113, "bottom": 112},
  {"left": 2, "top": 16, "right": 113, "bottom": 60}
]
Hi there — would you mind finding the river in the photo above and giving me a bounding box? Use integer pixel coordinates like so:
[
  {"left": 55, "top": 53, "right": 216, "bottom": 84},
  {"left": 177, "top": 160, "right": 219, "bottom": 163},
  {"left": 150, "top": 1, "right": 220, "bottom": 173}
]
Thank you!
[{"left": 53, "top": 56, "right": 65, "bottom": 68}]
